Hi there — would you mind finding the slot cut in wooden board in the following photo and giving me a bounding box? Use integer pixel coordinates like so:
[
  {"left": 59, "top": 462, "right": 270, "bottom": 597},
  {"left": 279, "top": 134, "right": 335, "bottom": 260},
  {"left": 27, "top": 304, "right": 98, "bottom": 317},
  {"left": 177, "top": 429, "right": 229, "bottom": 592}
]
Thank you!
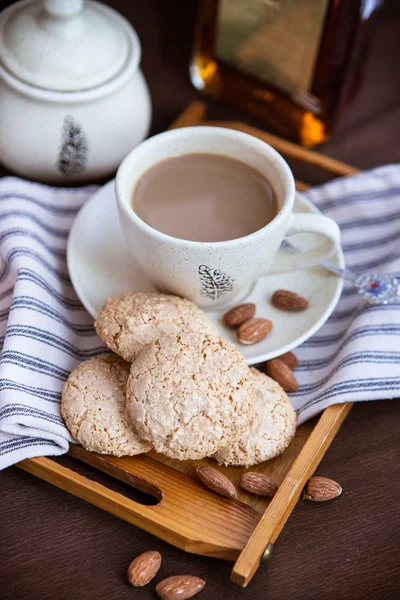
[{"left": 17, "top": 101, "right": 354, "bottom": 586}]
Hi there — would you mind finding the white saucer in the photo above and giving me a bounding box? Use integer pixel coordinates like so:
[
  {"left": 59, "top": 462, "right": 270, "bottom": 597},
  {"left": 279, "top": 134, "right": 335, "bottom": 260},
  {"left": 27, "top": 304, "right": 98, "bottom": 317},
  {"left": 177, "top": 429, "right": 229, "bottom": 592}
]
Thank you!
[{"left": 67, "top": 180, "right": 344, "bottom": 364}]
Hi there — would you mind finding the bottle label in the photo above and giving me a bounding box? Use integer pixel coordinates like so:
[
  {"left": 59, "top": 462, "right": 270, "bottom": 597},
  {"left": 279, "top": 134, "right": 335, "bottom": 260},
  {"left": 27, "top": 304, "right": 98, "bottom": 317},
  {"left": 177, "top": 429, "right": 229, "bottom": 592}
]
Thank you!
[{"left": 216, "top": 0, "right": 329, "bottom": 110}]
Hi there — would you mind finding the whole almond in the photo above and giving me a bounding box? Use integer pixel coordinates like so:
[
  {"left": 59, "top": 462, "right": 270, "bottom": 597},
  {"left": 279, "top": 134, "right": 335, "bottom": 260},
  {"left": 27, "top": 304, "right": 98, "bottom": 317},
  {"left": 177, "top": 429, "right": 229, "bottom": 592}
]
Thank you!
[
  {"left": 223, "top": 303, "right": 256, "bottom": 328},
  {"left": 240, "top": 472, "right": 278, "bottom": 497},
  {"left": 265, "top": 358, "right": 298, "bottom": 392},
  {"left": 196, "top": 466, "right": 236, "bottom": 498},
  {"left": 127, "top": 550, "right": 161, "bottom": 587},
  {"left": 237, "top": 318, "right": 273, "bottom": 345},
  {"left": 156, "top": 575, "right": 205, "bottom": 600},
  {"left": 303, "top": 476, "right": 342, "bottom": 502},
  {"left": 277, "top": 351, "right": 299, "bottom": 369},
  {"left": 271, "top": 289, "right": 309, "bottom": 311}
]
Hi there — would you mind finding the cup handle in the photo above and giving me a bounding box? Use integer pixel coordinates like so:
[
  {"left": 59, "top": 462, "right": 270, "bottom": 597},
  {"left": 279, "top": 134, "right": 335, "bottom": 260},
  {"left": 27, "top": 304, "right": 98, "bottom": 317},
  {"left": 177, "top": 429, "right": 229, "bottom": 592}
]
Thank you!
[{"left": 266, "top": 212, "right": 341, "bottom": 274}]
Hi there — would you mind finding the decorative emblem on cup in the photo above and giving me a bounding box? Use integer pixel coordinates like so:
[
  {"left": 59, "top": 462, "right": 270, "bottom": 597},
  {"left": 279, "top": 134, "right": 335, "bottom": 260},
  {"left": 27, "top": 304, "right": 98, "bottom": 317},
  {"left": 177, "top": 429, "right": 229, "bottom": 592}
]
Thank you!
[{"left": 199, "top": 265, "right": 234, "bottom": 301}]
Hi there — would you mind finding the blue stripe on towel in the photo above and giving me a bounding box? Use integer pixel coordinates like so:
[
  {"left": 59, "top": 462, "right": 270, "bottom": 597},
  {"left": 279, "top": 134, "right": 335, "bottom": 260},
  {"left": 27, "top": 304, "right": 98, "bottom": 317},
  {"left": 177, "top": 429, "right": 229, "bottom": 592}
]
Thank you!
[{"left": 0, "top": 168, "right": 399, "bottom": 469}]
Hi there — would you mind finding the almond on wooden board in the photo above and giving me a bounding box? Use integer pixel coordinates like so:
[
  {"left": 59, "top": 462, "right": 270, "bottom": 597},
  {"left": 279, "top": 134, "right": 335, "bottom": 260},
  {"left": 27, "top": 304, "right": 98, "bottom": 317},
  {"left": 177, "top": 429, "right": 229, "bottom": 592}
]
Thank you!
[
  {"left": 303, "top": 476, "right": 342, "bottom": 502},
  {"left": 271, "top": 289, "right": 309, "bottom": 311},
  {"left": 237, "top": 318, "right": 273, "bottom": 345},
  {"left": 240, "top": 472, "right": 278, "bottom": 497},
  {"left": 277, "top": 350, "right": 299, "bottom": 369},
  {"left": 196, "top": 466, "right": 236, "bottom": 498},
  {"left": 265, "top": 358, "right": 298, "bottom": 392},
  {"left": 223, "top": 303, "right": 256, "bottom": 328},
  {"left": 127, "top": 550, "right": 162, "bottom": 587},
  {"left": 156, "top": 575, "right": 205, "bottom": 600}
]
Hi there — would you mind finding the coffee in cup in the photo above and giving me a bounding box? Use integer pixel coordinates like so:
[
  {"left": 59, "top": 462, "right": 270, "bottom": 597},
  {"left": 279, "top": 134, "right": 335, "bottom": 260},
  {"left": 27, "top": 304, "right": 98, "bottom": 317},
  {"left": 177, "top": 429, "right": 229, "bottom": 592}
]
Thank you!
[{"left": 132, "top": 153, "right": 278, "bottom": 243}]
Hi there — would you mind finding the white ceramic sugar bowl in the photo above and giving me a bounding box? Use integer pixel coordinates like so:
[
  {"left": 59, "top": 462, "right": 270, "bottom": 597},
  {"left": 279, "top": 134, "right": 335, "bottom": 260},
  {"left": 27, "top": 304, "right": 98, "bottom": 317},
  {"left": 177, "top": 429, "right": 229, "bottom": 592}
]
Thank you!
[{"left": 0, "top": 0, "right": 151, "bottom": 183}]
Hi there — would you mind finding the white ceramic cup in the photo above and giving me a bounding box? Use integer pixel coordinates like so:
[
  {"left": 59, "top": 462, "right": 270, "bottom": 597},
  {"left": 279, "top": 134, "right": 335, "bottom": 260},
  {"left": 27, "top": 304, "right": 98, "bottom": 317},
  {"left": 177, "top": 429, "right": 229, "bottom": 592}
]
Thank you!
[{"left": 116, "top": 126, "right": 340, "bottom": 308}]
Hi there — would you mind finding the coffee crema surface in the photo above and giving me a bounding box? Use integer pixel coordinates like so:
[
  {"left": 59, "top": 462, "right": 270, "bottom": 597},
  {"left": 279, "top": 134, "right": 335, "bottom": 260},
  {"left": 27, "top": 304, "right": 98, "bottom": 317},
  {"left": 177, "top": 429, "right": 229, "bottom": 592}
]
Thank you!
[{"left": 132, "top": 153, "right": 278, "bottom": 242}]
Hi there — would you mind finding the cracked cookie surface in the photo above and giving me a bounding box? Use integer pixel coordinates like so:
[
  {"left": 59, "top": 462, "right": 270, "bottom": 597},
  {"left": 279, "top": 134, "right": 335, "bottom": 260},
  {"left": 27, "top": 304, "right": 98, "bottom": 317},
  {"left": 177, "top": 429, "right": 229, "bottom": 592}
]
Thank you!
[
  {"left": 94, "top": 292, "right": 218, "bottom": 363},
  {"left": 61, "top": 354, "right": 152, "bottom": 456},
  {"left": 126, "top": 333, "right": 255, "bottom": 460},
  {"left": 214, "top": 368, "right": 297, "bottom": 467}
]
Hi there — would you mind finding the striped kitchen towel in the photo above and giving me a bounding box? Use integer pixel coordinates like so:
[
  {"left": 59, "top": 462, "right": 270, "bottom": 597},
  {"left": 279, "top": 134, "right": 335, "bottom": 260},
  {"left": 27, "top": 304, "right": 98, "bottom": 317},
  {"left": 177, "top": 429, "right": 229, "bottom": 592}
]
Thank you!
[{"left": 0, "top": 166, "right": 399, "bottom": 469}]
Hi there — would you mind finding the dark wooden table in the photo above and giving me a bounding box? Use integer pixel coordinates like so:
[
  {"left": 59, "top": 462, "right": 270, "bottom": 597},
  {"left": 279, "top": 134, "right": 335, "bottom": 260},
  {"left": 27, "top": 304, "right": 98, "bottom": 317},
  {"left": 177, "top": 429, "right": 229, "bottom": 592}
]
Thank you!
[{"left": 1, "top": 1, "right": 400, "bottom": 599}]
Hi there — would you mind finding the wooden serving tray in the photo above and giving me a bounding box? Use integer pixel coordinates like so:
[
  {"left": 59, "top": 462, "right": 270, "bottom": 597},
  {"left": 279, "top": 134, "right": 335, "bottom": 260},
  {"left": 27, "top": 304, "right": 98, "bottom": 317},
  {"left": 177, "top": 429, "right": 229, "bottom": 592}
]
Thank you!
[{"left": 17, "top": 102, "right": 355, "bottom": 587}]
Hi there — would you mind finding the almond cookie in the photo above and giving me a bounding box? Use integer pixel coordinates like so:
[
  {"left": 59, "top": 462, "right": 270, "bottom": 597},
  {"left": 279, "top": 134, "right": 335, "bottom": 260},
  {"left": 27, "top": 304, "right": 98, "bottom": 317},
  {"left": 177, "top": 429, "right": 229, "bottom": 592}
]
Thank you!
[
  {"left": 61, "top": 354, "right": 151, "bottom": 456},
  {"left": 126, "top": 333, "right": 255, "bottom": 460},
  {"left": 95, "top": 292, "right": 218, "bottom": 362},
  {"left": 214, "top": 368, "right": 296, "bottom": 467}
]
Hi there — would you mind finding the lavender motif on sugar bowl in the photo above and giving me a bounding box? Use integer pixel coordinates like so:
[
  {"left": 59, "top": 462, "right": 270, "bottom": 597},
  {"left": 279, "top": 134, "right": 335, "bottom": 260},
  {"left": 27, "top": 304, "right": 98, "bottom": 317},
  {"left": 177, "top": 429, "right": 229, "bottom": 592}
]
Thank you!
[
  {"left": 57, "top": 116, "right": 88, "bottom": 176},
  {"left": 199, "top": 265, "right": 234, "bottom": 301}
]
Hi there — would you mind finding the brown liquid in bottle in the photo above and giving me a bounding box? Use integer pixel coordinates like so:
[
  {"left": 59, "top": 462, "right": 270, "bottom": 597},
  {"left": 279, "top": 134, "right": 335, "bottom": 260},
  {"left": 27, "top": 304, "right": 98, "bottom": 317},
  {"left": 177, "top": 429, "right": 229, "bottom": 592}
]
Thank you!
[{"left": 191, "top": 0, "right": 383, "bottom": 147}]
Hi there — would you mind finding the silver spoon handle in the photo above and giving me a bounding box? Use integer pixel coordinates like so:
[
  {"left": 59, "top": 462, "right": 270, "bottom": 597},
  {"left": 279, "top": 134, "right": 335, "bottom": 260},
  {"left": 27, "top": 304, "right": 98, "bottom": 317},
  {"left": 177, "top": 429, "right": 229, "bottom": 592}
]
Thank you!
[
  {"left": 319, "top": 260, "right": 362, "bottom": 286},
  {"left": 281, "top": 240, "right": 359, "bottom": 284},
  {"left": 281, "top": 240, "right": 399, "bottom": 305}
]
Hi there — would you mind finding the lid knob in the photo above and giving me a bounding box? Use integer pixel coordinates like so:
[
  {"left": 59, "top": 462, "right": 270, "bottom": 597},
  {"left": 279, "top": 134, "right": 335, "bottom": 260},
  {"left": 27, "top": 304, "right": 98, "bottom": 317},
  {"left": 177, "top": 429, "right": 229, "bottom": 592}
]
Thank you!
[{"left": 44, "top": 0, "right": 83, "bottom": 18}]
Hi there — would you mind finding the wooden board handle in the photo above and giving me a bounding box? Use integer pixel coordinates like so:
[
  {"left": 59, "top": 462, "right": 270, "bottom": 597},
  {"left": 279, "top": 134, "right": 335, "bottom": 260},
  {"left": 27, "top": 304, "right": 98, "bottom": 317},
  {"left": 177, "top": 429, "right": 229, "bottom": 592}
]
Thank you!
[
  {"left": 18, "top": 449, "right": 260, "bottom": 560},
  {"left": 168, "top": 101, "right": 207, "bottom": 130},
  {"left": 231, "top": 402, "right": 353, "bottom": 587},
  {"left": 199, "top": 120, "right": 359, "bottom": 178}
]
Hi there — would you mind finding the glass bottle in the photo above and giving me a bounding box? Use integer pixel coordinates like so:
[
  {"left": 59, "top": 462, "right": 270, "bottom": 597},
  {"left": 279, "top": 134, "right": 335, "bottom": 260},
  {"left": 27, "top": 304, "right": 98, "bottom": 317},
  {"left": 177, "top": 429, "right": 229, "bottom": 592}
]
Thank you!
[{"left": 191, "top": 0, "right": 383, "bottom": 147}]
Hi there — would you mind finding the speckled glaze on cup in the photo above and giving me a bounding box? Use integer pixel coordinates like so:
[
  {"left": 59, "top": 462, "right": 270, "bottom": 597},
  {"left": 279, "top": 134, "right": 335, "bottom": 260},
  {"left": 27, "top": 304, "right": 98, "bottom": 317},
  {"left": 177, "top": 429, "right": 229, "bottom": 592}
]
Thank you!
[{"left": 115, "top": 127, "right": 340, "bottom": 308}]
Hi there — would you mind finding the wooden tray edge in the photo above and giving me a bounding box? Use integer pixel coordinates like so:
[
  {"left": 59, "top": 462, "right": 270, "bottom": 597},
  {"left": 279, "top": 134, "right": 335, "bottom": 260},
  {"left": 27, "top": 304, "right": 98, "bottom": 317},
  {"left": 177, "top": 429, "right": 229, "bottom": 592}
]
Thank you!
[{"left": 231, "top": 402, "right": 353, "bottom": 586}]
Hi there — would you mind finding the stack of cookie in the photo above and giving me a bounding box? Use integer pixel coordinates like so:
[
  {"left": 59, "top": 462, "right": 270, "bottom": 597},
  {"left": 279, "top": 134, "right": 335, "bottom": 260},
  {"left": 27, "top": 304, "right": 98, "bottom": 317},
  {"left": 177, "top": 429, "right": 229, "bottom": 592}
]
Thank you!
[{"left": 61, "top": 292, "right": 296, "bottom": 466}]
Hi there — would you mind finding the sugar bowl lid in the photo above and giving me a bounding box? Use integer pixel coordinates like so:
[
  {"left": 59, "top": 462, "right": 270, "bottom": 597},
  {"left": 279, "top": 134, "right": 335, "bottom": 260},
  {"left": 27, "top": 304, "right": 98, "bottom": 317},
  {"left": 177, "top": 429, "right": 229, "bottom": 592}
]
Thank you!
[{"left": 0, "top": 0, "right": 140, "bottom": 92}]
